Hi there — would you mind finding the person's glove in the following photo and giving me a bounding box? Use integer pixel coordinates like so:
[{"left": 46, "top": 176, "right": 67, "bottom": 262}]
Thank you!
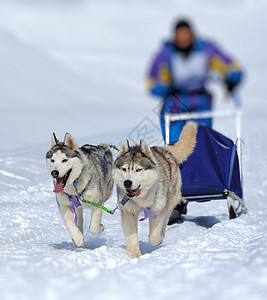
[
  {"left": 225, "top": 81, "right": 238, "bottom": 93},
  {"left": 168, "top": 86, "right": 182, "bottom": 94},
  {"left": 225, "top": 70, "right": 243, "bottom": 94}
]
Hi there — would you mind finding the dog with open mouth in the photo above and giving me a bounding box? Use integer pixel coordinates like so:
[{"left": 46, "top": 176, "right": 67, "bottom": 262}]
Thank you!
[
  {"left": 46, "top": 133, "right": 113, "bottom": 246},
  {"left": 112, "top": 122, "right": 197, "bottom": 257}
]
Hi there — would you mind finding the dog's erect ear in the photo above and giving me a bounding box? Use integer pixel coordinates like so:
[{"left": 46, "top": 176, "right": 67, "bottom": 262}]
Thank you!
[
  {"left": 117, "top": 139, "right": 130, "bottom": 158},
  {"left": 64, "top": 133, "right": 79, "bottom": 150},
  {"left": 140, "top": 139, "right": 154, "bottom": 160},
  {"left": 50, "top": 133, "right": 59, "bottom": 149}
]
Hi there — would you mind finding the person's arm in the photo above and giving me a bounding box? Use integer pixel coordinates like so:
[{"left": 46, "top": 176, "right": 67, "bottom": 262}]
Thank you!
[
  {"left": 146, "top": 50, "right": 172, "bottom": 97},
  {"left": 208, "top": 42, "right": 243, "bottom": 92}
]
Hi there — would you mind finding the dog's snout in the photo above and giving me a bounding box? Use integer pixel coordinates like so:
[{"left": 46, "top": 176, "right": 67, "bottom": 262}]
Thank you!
[
  {"left": 51, "top": 170, "right": 59, "bottom": 178},
  {"left": 124, "top": 180, "right": 132, "bottom": 189}
]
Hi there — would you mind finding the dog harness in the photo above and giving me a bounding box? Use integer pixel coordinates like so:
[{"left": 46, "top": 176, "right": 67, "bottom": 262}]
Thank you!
[
  {"left": 66, "top": 144, "right": 121, "bottom": 224},
  {"left": 67, "top": 193, "right": 82, "bottom": 227},
  {"left": 119, "top": 195, "right": 158, "bottom": 222},
  {"left": 139, "top": 208, "right": 157, "bottom": 221}
]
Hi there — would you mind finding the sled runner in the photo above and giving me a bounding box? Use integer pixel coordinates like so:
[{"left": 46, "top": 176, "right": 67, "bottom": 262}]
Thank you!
[{"left": 164, "top": 94, "right": 247, "bottom": 219}]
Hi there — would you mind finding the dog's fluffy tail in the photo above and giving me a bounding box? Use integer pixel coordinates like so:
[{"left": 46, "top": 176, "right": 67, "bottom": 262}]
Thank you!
[{"left": 165, "top": 121, "right": 197, "bottom": 164}]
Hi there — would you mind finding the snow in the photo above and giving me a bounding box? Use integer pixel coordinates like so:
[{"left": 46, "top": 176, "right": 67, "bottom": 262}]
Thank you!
[{"left": 0, "top": 1, "right": 267, "bottom": 299}]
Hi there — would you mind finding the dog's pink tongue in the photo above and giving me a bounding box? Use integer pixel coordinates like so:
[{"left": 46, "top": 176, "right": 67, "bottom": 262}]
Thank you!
[
  {"left": 53, "top": 177, "right": 64, "bottom": 193},
  {"left": 134, "top": 187, "right": 141, "bottom": 197},
  {"left": 126, "top": 186, "right": 141, "bottom": 197}
]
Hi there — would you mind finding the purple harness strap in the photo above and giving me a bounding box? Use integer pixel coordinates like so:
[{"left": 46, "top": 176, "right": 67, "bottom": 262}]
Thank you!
[
  {"left": 67, "top": 194, "right": 82, "bottom": 226},
  {"left": 139, "top": 208, "right": 157, "bottom": 221}
]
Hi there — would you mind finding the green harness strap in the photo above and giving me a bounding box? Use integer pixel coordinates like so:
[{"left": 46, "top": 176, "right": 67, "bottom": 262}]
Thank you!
[{"left": 81, "top": 198, "right": 116, "bottom": 215}]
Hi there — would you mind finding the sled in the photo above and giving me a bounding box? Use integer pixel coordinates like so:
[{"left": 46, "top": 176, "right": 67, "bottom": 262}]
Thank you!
[{"left": 164, "top": 94, "right": 247, "bottom": 219}]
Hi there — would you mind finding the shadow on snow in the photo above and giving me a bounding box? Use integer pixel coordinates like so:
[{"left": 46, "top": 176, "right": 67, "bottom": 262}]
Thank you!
[{"left": 50, "top": 237, "right": 107, "bottom": 251}]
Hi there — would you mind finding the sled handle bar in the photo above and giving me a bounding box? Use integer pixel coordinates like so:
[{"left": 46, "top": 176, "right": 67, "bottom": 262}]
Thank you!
[
  {"left": 164, "top": 108, "right": 240, "bottom": 123},
  {"left": 164, "top": 92, "right": 242, "bottom": 145},
  {"left": 164, "top": 108, "right": 242, "bottom": 143}
]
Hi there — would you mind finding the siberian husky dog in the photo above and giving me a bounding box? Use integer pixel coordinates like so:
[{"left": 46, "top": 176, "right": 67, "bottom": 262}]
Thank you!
[
  {"left": 46, "top": 133, "right": 113, "bottom": 247},
  {"left": 112, "top": 122, "right": 197, "bottom": 257}
]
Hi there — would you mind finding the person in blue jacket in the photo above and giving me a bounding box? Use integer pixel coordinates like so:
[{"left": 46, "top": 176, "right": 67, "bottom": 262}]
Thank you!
[{"left": 147, "top": 19, "right": 243, "bottom": 144}]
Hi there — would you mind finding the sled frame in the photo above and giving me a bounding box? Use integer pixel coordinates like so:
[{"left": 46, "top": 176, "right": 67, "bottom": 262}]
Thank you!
[{"left": 164, "top": 95, "right": 247, "bottom": 218}]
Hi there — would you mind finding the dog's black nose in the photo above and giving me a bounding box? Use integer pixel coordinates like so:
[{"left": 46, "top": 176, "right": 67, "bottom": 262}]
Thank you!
[
  {"left": 124, "top": 180, "right": 132, "bottom": 189},
  {"left": 51, "top": 170, "right": 59, "bottom": 178}
]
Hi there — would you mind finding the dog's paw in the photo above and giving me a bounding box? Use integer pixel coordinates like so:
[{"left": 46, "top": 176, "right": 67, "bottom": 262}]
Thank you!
[
  {"left": 99, "top": 224, "right": 104, "bottom": 233},
  {"left": 131, "top": 250, "right": 142, "bottom": 258},
  {"left": 90, "top": 224, "right": 104, "bottom": 235},
  {"left": 149, "top": 233, "right": 163, "bottom": 246},
  {"left": 72, "top": 230, "right": 84, "bottom": 247}
]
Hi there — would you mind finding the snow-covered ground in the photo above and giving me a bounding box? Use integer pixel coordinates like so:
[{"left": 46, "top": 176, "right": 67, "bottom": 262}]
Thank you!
[{"left": 0, "top": 1, "right": 267, "bottom": 299}]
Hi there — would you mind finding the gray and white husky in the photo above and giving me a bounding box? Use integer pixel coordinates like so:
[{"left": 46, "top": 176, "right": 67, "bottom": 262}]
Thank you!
[
  {"left": 46, "top": 133, "right": 113, "bottom": 246},
  {"left": 112, "top": 122, "right": 197, "bottom": 257}
]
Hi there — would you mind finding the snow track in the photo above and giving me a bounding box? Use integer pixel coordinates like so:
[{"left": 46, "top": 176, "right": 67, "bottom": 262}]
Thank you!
[{"left": 0, "top": 153, "right": 267, "bottom": 300}]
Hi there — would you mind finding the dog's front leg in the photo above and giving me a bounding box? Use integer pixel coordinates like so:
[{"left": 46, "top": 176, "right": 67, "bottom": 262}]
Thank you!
[
  {"left": 59, "top": 204, "right": 84, "bottom": 247},
  {"left": 84, "top": 188, "right": 104, "bottom": 235},
  {"left": 121, "top": 209, "right": 141, "bottom": 258},
  {"left": 149, "top": 192, "right": 179, "bottom": 246},
  {"left": 148, "top": 212, "right": 165, "bottom": 246},
  {"left": 90, "top": 207, "right": 104, "bottom": 234}
]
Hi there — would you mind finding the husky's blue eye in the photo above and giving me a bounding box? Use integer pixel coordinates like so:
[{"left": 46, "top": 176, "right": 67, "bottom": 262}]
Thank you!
[
  {"left": 51, "top": 159, "right": 55, "bottom": 163},
  {"left": 136, "top": 168, "right": 143, "bottom": 172},
  {"left": 62, "top": 159, "right": 68, "bottom": 163}
]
